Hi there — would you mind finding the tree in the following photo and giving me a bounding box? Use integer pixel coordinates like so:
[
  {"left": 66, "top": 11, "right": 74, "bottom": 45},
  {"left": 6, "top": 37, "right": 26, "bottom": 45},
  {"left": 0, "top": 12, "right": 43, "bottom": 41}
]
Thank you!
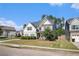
[
  {"left": 48, "top": 15, "right": 54, "bottom": 19},
  {"left": 43, "top": 27, "right": 56, "bottom": 41},
  {"left": 41, "top": 14, "right": 46, "bottom": 19},
  {"left": 61, "top": 17, "right": 65, "bottom": 28},
  {"left": 55, "top": 28, "right": 65, "bottom": 36},
  {"left": 0, "top": 27, "right": 3, "bottom": 36},
  {"left": 23, "top": 24, "right": 26, "bottom": 29},
  {"left": 58, "top": 17, "right": 65, "bottom": 29},
  {"left": 48, "top": 15, "right": 58, "bottom": 24}
]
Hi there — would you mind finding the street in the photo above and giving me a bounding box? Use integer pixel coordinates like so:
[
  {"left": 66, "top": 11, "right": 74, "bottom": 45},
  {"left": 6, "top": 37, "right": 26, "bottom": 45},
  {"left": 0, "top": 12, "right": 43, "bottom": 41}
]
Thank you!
[{"left": 0, "top": 45, "right": 79, "bottom": 56}]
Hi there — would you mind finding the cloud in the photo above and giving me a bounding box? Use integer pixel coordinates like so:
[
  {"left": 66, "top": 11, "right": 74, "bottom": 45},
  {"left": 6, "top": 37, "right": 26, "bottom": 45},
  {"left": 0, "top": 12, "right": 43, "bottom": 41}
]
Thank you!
[
  {"left": 71, "top": 3, "right": 79, "bottom": 9},
  {"left": 0, "top": 18, "right": 23, "bottom": 31},
  {"left": 49, "top": 3, "right": 63, "bottom": 6}
]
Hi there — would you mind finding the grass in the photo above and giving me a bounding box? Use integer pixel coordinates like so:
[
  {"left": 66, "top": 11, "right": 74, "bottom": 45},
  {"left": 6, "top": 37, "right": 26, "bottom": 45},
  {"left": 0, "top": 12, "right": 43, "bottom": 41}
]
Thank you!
[
  {"left": 52, "top": 39, "right": 78, "bottom": 49},
  {"left": 3, "top": 40, "right": 53, "bottom": 47},
  {"left": 3, "top": 39, "right": 78, "bottom": 50},
  {"left": 0, "top": 37, "right": 8, "bottom": 41}
]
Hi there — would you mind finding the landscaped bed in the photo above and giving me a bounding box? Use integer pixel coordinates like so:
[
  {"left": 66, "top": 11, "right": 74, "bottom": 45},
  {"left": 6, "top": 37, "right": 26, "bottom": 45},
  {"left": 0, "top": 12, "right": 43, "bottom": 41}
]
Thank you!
[
  {"left": 0, "top": 37, "right": 8, "bottom": 41},
  {"left": 2, "top": 39, "right": 78, "bottom": 50}
]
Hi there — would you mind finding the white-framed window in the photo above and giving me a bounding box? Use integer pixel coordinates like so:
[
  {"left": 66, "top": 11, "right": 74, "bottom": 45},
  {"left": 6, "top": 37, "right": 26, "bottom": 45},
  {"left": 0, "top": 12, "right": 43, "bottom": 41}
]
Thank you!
[
  {"left": 25, "top": 34, "right": 28, "bottom": 36},
  {"left": 27, "top": 27, "right": 32, "bottom": 30},
  {"left": 77, "top": 35, "right": 79, "bottom": 36},
  {"left": 31, "top": 34, "right": 35, "bottom": 36},
  {"left": 72, "top": 25, "right": 79, "bottom": 30}
]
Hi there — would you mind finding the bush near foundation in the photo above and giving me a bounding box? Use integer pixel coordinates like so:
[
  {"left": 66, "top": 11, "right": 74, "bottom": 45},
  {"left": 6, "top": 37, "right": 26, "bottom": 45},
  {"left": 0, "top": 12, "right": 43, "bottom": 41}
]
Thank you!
[{"left": 21, "top": 36, "right": 36, "bottom": 40}]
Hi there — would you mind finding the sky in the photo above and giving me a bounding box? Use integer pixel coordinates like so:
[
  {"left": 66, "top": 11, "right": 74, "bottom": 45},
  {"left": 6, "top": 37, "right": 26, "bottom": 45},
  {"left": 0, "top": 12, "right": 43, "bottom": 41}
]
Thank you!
[{"left": 0, "top": 3, "right": 79, "bottom": 30}]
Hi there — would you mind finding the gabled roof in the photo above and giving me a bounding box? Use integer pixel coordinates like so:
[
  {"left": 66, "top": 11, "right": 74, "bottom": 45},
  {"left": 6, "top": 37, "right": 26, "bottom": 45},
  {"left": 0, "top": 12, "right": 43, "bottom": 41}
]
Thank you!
[
  {"left": 38, "top": 16, "right": 54, "bottom": 27},
  {"left": 24, "top": 21, "right": 39, "bottom": 29},
  {"left": 31, "top": 21, "right": 40, "bottom": 28},
  {"left": 40, "top": 16, "right": 54, "bottom": 24},
  {"left": 24, "top": 16, "right": 55, "bottom": 29},
  {"left": 0, "top": 26, "right": 16, "bottom": 31},
  {"left": 67, "top": 17, "right": 79, "bottom": 24}
]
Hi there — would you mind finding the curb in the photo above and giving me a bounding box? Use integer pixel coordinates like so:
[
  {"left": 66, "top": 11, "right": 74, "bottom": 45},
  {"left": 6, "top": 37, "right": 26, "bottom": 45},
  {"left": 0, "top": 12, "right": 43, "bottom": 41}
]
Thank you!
[
  {"left": 0, "top": 43, "right": 79, "bottom": 52},
  {"left": 0, "top": 39, "right": 20, "bottom": 43}
]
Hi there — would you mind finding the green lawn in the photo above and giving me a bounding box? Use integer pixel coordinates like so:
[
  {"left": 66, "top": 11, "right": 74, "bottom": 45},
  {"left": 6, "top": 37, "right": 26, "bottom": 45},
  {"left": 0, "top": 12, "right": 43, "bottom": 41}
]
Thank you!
[
  {"left": 0, "top": 37, "right": 8, "bottom": 41},
  {"left": 52, "top": 39, "right": 78, "bottom": 49},
  {"left": 3, "top": 39, "right": 78, "bottom": 50}
]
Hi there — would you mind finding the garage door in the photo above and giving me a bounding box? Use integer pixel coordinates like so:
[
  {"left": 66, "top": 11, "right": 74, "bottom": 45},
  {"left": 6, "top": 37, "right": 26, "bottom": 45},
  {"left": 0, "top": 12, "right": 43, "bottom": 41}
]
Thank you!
[{"left": 71, "top": 35, "right": 79, "bottom": 42}]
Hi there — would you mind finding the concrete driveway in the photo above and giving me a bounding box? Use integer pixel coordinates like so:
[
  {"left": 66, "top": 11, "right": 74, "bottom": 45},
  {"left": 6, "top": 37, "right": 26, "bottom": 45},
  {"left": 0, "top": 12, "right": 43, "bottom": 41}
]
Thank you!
[
  {"left": 73, "top": 42, "right": 79, "bottom": 48},
  {"left": 0, "top": 45, "right": 79, "bottom": 56}
]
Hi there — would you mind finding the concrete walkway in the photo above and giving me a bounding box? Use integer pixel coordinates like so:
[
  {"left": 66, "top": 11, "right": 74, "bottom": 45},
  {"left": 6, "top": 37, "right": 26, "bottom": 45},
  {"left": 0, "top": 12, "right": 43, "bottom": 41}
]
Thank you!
[
  {"left": 0, "top": 39, "right": 20, "bottom": 43},
  {"left": 0, "top": 45, "right": 79, "bottom": 56},
  {"left": 73, "top": 42, "right": 79, "bottom": 48}
]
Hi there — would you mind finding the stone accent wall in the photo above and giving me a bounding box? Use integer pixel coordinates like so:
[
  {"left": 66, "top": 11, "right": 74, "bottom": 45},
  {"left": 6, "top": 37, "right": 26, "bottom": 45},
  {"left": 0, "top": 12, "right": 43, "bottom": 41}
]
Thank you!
[{"left": 58, "top": 35, "right": 66, "bottom": 40}]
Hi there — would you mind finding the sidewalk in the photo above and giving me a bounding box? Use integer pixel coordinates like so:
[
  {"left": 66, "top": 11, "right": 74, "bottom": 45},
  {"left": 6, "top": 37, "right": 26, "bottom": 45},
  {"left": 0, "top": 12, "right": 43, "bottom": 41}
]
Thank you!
[{"left": 0, "top": 39, "right": 20, "bottom": 43}]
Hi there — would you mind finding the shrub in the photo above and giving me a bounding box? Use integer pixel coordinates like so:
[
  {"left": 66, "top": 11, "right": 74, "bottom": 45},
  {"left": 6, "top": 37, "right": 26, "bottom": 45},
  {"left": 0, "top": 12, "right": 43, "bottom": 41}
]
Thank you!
[
  {"left": 43, "top": 27, "right": 57, "bottom": 41},
  {"left": 0, "top": 36, "right": 8, "bottom": 40},
  {"left": 21, "top": 36, "right": 36, "bottom": 40},
  {"left": 55, "top": 28, "right": 65, "bottom": 36}
]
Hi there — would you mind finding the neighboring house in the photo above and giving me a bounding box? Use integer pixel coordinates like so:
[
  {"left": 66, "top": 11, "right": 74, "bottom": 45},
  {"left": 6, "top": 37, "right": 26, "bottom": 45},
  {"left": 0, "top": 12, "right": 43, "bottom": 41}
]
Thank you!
[
  {"left": 16, "top": 31, "right": 20, "bottom": 37},
  {"left": 16, "top": 30, "right": 23, "bottom": 37},
  {"left": 23, "top": 16, "right": 58, "bottom": 39},
  {"left": 23, "top": 23, "right": 37, "bottom": 37},
  {"left": 65, "top": 17, "right": 79, "bottom": 42},
  {"left": 38, "top": 16, "right": 56, "bottom": 39},
  {"left": 0, "top": 26, "right": 16, "bottom": 38}
]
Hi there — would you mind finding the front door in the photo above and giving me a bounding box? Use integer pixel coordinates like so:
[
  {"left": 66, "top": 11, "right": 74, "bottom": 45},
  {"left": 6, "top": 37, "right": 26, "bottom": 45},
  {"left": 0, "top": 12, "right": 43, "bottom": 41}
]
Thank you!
[
  {"left": 72, "top": 39, "right": 75, "bottom": 42},
  {"left": 72, "top": 35, "right": 79, "bottom": 42}
]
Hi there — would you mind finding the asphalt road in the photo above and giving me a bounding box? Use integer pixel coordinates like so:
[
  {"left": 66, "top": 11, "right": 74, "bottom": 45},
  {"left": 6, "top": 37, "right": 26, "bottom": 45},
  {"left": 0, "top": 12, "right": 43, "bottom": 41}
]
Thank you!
[{"left": 0, "top": 45, "right": 79, "bottom": 56}]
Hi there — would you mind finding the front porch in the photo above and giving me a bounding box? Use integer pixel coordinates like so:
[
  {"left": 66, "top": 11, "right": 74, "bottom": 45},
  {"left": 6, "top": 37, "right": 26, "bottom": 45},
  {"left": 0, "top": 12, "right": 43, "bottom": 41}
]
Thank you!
[{"left": 37, "top": 31, "right": 46, "bottom": 40}]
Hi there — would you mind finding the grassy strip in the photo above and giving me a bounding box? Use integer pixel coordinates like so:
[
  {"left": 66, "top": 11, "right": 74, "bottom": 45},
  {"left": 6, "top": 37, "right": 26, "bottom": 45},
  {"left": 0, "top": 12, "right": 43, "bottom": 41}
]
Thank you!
[
  {"left": 3, "top": 39, "right": 78, "bottom": 50},
  {"left": 51, "top": 40, "right": 78, "bottom": 49},
  {"left": 3, "top": 40, "right": 53, "bottom": 47}
]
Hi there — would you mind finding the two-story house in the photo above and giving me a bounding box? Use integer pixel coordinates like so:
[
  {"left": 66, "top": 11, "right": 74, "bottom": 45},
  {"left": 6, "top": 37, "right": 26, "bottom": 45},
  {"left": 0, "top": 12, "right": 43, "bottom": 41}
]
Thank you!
[
  {"left": 38, "top": 16, "right": 56, "bottom": 39},
  {"left": 23, "top": 16, "right": 57, "bottom": 39},
  {"left": 65, "top": 17, "right": 79, "bottom": 42},
  {"left": 23, "top": 23, "right": 38, "bottom": 38}
]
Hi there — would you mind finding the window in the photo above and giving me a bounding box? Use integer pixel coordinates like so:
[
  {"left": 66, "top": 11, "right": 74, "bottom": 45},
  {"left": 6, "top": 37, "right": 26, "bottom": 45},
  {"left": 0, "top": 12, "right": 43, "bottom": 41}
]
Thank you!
[
  {"left": 72, "top": 25, "right": 75, "bottom": 29},
  {"left": 31, "top": 34, "right": 35, "bottom": 36},
  {"left": 72, "top": 25, "right": 79, "bottom": 30},
  {"left": 25, "top": 34, "right": 28, "bottom": 36},
  {"left": 44, "top": 26, "right": 50, "bottom": 29},
  {"left": 27, "top": 27, "right": 32, "bottom": 30},
  {"left": 72, "top": 35, "right": 75, "bottom": 36},
  {"left": 39, "top": 27, "right": 41, "bottom": 30},
  {"left": 72, "top": 39, "right": 75, "bottom": 42},
  {"left": 77, "top": 35, "right": 79, "bottom": 36}
]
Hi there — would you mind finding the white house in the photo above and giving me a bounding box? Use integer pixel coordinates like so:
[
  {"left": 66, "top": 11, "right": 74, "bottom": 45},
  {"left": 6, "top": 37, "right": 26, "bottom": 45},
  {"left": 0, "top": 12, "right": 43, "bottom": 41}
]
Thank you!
[
  {"left": 38, "top": 16, "right": 55, "bottom": 32},
  {"left": 38, "top": 16, "right": 56, "bottom": 39},
  {"left": 23, "top": 16, "right": 58, "bottom": 39},
  {"left": 65, "top": 17, "right": 79, "bottom": 42},
  {"left": 23, "top": 23, "right": 37, "bottom": 37}
]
